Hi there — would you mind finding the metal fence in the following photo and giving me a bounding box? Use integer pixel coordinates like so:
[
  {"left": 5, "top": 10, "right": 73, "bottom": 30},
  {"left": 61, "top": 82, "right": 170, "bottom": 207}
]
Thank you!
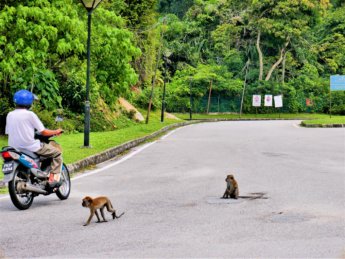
[{"left": 168, "top": 94, "right": 331, "bottom": 114}]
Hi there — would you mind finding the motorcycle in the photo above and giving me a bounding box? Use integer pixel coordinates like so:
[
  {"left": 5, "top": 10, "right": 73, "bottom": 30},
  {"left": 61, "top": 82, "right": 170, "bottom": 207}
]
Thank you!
[{"left": 1, "top": 134, "right": 71, "bottom": 210}]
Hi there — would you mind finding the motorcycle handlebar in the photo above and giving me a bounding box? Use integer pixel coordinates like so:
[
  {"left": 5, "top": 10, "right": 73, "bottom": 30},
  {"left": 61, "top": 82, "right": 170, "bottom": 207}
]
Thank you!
[{"left": 35, "top": 130, "right": 64, "bottom": 143}]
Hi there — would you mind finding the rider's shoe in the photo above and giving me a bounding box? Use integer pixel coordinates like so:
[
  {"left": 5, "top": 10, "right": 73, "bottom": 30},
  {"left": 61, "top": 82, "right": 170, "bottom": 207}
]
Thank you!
[{"left": 47, "top": 173, "right": 62, "bottom": 188}]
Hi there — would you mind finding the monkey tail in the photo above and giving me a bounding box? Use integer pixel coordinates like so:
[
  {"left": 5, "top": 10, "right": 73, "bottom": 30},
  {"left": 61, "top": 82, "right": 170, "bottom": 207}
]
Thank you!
[
  {"left": 238, "top": 195, "right": 267, "bottom": 200},
  {"left": 115, "top": 212, "right": 125, "bottom": 219},
  {"left": 112, "top": 211, "right": 124, "bottom": 219}
]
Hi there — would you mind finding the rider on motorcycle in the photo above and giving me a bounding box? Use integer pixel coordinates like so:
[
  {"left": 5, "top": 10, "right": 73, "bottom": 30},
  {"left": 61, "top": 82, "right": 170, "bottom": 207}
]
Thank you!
[{"left": 5, "top": 89, "right": 63, "bottom": 188}]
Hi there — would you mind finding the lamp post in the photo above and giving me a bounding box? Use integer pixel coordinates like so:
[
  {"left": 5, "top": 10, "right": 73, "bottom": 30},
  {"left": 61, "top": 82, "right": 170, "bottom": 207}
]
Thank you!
[
  {"left": 161, "top": 50, "right": 171, "bottom": 122},
  {"left": 189, "top": 77, "right": 192, "bottom": 120},
  {"left": 160, "top": 55, "right": 168, "bottom": 122},
  {"left": 79, "top": 0, "right": 103, "bottom": 147}
]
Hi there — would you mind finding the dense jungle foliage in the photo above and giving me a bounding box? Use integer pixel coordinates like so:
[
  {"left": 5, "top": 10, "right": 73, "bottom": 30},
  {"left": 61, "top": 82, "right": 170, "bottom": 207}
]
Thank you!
[{"left": 0, "top": 0, "right": 344, "bottom": 134}]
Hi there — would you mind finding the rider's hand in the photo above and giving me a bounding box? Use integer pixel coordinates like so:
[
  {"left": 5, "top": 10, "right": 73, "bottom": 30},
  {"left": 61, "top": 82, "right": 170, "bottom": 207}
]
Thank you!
[
  {"left": 55, "top": 128, "right": 63, "bottom": 136},
  {"left": 41, "top": 129, "right": 63, "bottom": 137}
]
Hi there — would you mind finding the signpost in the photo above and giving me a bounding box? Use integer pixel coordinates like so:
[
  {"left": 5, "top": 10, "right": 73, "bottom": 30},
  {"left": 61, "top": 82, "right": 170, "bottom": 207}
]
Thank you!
[
  {"left": 252, "top": 95, "right": 261, "bottom": 115},
  {"left": 330, "top": 75, "right": 345, "bottom": 118},
  {"left": 264, "top": 95, "right": 273, "bottom": 107},
  {"left": 274, "top": 95, "right": 283, "bottom": 108},
  {"left": 330, "top": 75, "right": 345, "bottom": 91},
  {"left": 306, "top": 98, "right": 313, "bottom": 107},
  {"left": 274, "top": 95, "right": 283, "bottom": 118},
  {"left": 252, "top": 95, "right": 261, "bottom": 107}
]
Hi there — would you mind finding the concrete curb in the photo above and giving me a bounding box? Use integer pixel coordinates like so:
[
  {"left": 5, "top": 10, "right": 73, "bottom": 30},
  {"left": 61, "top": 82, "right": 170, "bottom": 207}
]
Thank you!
[
  {"left": 194, "top": 118, "right": 344, "bottom": 128},
  {"left": 300, "top": 122, "right": 345, "bottom": 128},
  {"left": 190, "top": 118, "right": 305, "bottom": 121}
]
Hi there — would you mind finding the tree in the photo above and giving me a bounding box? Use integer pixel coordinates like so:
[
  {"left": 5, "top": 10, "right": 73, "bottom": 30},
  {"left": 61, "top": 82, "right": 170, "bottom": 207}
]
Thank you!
[
  {"left": 158, "top": 0, "right": 194, "bottom": 18},
  {"left": 119, "top": 0, "right": 161, "bottom": 89},
  {"left": 316, "top": 4, "right": 345, "bottom": 75},
  {"left": 248, "top": 0, "right": 330, "bottom": 81},
  {"left": 0, "top": 0, "right": 141, "bottom": 133}
]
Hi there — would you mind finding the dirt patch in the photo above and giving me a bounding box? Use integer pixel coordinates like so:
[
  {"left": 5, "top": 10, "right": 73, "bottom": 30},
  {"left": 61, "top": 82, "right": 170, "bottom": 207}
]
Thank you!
[
  {"left": 118, "top": 97, "right": 144, "bottom": 122},
  {"left": 165, "top": 112, "right": 180, "bottom": 120}
]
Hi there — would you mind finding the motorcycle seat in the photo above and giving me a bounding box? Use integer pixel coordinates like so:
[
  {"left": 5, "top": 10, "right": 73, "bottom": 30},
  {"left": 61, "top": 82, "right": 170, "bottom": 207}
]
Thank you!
[
  {"left": 2, "top": 146, "right": 40, "bottom": 159},
  {"left": 18, "top": 149, "right": 39, "bottom": 159}
]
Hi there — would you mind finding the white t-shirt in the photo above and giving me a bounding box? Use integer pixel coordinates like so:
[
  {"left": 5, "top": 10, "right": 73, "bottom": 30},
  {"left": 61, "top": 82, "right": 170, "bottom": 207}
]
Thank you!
[{"left": 5, "top": 109, "right": 45, "bottom": 152}]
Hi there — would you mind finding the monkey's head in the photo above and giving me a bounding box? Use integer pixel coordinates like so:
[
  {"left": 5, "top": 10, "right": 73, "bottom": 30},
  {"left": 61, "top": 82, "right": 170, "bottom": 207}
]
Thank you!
[
  {"left": 225, "top": 174, "right": 235, "bottom": 182},
  {"left": 82, "top": 196, "right": 93, "bottom": 208}
]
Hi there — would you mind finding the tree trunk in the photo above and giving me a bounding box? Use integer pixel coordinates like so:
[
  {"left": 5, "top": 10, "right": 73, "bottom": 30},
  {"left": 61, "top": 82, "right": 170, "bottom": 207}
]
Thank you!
[
  {"left": 256, "top": 31, "right": 264, "bottom": 81},
  {"left": 265, "top": 39, "right": 290, "bottom": 81},
  {"left": 146, "top": 33, "right": 163, "bottom": 124},
  {"left": 240, "top": 59, "right": 250, "bottom": 118},
  {"left": 282, "top": 51, "right": 288, "bottom": 84}
]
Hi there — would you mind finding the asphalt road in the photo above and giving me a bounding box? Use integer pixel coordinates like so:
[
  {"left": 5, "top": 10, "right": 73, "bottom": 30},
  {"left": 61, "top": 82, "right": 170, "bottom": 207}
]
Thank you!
[{"left": 0, "top": 121, "right": 344, "bottom": 258}]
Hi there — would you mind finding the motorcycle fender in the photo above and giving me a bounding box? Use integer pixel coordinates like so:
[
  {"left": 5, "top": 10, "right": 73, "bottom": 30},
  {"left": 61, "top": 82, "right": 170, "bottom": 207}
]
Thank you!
[{"left": 2, "top": 163, "right": 20, "bottom": 183}]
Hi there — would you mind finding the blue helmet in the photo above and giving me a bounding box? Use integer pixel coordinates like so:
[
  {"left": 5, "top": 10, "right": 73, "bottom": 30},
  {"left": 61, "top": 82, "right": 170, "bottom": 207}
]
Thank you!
[{"left": 13, "top": 90, "right": 35, "bottom": 106}]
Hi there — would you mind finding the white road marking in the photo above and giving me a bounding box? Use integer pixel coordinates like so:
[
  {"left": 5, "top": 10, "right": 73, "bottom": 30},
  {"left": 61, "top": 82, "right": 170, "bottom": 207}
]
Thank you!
[
  {"left": 74, "top": 127, "right": 181, "bottom": 180},
  {"left": 0, "top": 195, "right": 9, "bottom": 200},
  {"left": 72, "top": 141, "right": 156, "bottom": 181},
  {"left": 0, "top": 127, "right": 181, "bottom": 201},
  {"left": 160, "top": 127, "right": 180, "bottom": 140},
  {"left": 293, "top": 122, "right": 301, "bottom": 128}
]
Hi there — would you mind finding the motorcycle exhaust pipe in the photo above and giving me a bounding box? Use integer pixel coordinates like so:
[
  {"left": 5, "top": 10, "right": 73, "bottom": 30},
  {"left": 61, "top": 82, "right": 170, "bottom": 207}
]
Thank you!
[{"left": 17, "top": 182, "right": 47, "bottom": 195}]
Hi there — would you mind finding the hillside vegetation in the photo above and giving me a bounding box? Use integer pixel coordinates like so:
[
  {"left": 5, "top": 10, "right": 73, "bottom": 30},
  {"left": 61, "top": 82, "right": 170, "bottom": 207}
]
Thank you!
[{"left": 0, "top": 0, "right": 344, "bottom": 134}]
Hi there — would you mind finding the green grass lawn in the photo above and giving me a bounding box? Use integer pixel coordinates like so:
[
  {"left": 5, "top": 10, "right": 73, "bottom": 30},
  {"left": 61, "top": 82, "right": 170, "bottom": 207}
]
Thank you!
[{"left": 301, "top": 116, "right": 345, "bottom": 125}]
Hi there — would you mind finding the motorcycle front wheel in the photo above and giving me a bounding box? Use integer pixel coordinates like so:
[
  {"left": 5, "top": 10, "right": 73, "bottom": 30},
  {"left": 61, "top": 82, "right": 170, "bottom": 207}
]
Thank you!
[
  {"left": 56, "top": 163, "right": 71, "bottom": 200},
  {"left": 8, "top": 169, "right": 34, "bottom": 210}
]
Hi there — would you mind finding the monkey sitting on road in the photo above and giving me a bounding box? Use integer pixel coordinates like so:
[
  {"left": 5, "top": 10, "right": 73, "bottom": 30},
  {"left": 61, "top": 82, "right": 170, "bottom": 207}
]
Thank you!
[
  {"left": 222, "top": 174, "right": 239, "bottom": 199},
  {"left": 221, "top": 175, "right": 268, "bottom": 200},
  {"left": 82, "top": 196, "right": 124, "bottom": 226}
]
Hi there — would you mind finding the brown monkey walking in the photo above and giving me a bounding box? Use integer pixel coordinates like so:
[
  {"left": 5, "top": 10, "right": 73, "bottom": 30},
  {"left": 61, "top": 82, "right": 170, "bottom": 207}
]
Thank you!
[
  {"left": 222, "top": 174, "right": 239, "bottom": 199},
  {"left": 82, "top": 196, "right": 124, "bottom": 226}
]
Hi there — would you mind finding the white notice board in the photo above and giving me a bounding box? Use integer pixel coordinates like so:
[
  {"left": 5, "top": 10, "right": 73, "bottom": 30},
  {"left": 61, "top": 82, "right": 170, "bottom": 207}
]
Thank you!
[
  {"left": 264, "top": 95, "right": 273, "bottom": 107},
  {"left": 274, "top": 95, "right": 283, "bottom": 108},
  {"left": 252, "top": 95, "right": 261, "bottom": 107}
]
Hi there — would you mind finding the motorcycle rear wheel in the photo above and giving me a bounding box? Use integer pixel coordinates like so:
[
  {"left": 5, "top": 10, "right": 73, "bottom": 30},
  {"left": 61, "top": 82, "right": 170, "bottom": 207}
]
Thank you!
[
  {"left": 8, "top": 169, "right": 34, "bottom": 210},
  {"left": 56, "top": 163, "right": 71, "bottom": 200}
]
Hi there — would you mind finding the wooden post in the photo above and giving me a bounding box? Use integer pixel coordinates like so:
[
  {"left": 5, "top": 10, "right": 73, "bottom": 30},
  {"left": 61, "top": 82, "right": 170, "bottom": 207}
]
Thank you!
[
  {"left": 218, "top": 95, "right": 220, "bottom": 113},
  {"left": 279, "top": 108, "right": 281, "bottom": 118},
  {"left": 189, "top": 77, "right": 192, "bottom": 120},
  {"left": 207, "top": 80, "right": 213, "bottom": 114},
  {"left": 329, "top": 87, "right": 332, "bottom": 118}
]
